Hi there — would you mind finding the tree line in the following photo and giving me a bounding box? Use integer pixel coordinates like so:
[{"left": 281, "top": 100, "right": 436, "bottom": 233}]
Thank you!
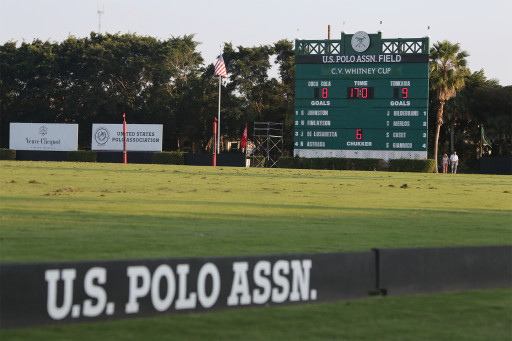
[
  {"left": 0, "top": 33, "right": 294, "bottom": 152},
  {"left": 1, "top": 33, "right": 510, "bottom": 164},
  {"left": 429, "top": 40, "right": 511, "bottom": 171}
]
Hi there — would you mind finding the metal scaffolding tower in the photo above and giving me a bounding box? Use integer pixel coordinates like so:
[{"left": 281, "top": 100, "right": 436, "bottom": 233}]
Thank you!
[{"left": 252, "top": 122, "right": 283, "bottom": 168}]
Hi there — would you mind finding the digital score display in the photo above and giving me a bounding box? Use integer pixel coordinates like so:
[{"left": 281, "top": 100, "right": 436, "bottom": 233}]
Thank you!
[
  {"left": 347, "top": 87, "right": 374, "bottom": 99},
  {"left": 294, "top": 32, "right": 430, "bottom": 160},
  {"left": 393, "top": 87, "right": 409, "bottom": 99}
]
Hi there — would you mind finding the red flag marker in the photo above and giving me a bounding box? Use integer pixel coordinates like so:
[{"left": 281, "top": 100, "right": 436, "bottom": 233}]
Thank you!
[
  {"left": 213, "top": 118, "right": 217, "bottom": 167},
  {"left": 123, "top": 113, "right": 127, "bottom": 164}
]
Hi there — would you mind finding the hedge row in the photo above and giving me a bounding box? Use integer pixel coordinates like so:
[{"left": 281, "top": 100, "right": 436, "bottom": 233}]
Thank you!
[
  {"left": 0, "top": 149, "right": 16, "bottom": 160},
  {"left": 1, "top": 149, "right": 435, "bottom": 172},
  {"left": 152, "top": 151, "right": 185, "bottom": 165},
  {"left": 278, "top": 156, "right": 436, "bottom": 173},
  {"left": 67, "top": 150, "right": 97, "bottom": 162},
  {"left": 0, "top": 150, "right": 186, "bottom": 165},
  {"left": 388, "top": 158, "right": 436, "bottom": 173},
  {"left": 278, "top": 156, "right": 383, "bottom": 171}
]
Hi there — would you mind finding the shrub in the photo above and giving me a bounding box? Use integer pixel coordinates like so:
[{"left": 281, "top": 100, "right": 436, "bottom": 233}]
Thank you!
[
  {"left": 388, "top": 159, "right": 436, "bottom": 173},
  {"left": 279, "top": 157, "right": 434, "bottom": 173},
  {"left": 0, "top": 149, "right": 16, "bottom": 160},
  {"left": 68, "top": 151, "right": 97, "bottom": 162},
  {"left": 152, "top": 151, "right": 185, "bottom": 165},
  {"left": 278, "top": 156, "right": 300, "bottom": 169},
  {"left": 278, "top": 157, "right": 385, "bottom": 171}
]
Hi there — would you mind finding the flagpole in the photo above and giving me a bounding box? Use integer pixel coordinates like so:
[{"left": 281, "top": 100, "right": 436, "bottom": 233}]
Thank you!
[
  {"left": 480, "top": 125, "right": 483, "bottom": 158},
  {"left": 214, "top": 46, "right": 228, "bottom": 155},
  {"left": 217, "top": 45, "right": 222, "bottom": 154},
  {"left": 217, "top": 74, "right": 221, "bottom": 154}
]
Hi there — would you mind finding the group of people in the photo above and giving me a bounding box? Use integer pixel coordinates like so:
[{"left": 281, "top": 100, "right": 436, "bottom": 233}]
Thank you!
[{"left": 442, "top": 152, "right": 459, "bottom": 174}]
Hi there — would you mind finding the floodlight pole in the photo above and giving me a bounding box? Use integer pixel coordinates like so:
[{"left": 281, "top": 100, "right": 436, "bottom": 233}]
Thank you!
[{"left": 97, "top": 5, "right": 104, "bottom": 34}]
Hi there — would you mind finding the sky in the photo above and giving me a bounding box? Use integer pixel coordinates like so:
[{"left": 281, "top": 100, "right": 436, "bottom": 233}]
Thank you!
[{"left": 1, "top": 0, "right": 511, "bottom": 85}]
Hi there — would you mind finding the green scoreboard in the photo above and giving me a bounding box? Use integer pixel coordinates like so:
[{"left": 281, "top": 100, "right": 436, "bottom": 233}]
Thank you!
[{"left": 294, "top": 31, "right": 430, "bottom": 160}]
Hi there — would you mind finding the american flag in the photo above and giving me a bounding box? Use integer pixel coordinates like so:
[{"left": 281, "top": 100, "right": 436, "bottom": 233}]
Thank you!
[{"left": 214, "top": 55, "right": 228, "bottom": 78}]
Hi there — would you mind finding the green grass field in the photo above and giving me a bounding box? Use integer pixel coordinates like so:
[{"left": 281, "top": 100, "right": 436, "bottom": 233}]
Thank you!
[{"left": 1, "top": 161, "right": 511, "bottom": 340}]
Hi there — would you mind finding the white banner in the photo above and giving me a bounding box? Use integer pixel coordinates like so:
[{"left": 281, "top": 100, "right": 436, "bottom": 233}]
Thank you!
[
  {"left": 9, "top": 123, "right": 78, "bottom": 151},
  {"left": 92, "top": 124, "right": 163, "bottom": 152}
]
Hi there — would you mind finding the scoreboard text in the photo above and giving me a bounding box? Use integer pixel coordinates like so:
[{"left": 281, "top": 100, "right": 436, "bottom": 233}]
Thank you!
[{"left": 294, "top": 32, "right": 429, "bottom": 160}]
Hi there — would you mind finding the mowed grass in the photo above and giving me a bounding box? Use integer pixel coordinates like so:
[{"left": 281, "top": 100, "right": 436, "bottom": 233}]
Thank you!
[
  {"left": 1, "top": 161, "right": 511, "bottom": 261},
  {"left": 1, "top": 160, "right": 511, "bottom": 340}
]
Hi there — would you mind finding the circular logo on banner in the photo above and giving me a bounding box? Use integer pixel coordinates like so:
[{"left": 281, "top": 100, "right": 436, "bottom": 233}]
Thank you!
[
  {"left": 351, "top": 31, "right": 370, "bottom": 52},
  {"left": 94, "top": 127, "right": 110, "bottom": 145},
  {"left": 39, "top": 125, "right": 48, "bottom": 136}
]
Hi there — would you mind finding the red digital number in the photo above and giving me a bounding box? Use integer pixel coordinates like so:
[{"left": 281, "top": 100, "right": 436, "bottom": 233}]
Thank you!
[
  {"left": 322, "top": 87, "right": 328, "bottom": 98},
  {"left": 402, "top": 87, "right": 408, "bottom": 99},
  {"left": 349, "top": 87, "right": 373, "bottom": 99},
  {"left": 394, "top": 87, "right": 409, "bottom": 99},
  {"left": 362, "top": 87, "right": 368, "bottom": 98},
  {"left": 356, "top": 129, "right": 363, "bottom": 140}
]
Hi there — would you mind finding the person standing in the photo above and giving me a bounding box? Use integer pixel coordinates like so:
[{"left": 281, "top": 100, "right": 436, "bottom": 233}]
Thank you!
[
  {"left": 442, "top": 153, "right": 449, "bottom": 174},
  {"left": 450, "top": 151, "right": 459, "bottom": 174}
]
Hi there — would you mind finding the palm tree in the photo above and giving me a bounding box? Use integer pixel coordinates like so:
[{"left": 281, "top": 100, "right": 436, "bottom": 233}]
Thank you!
[{"left": 430, "top": 41, "right": 469, "bottom": 172}]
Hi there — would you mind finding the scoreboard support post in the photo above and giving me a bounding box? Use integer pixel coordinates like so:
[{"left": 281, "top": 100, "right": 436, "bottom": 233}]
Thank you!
[{"left": 294, "top": 32, "right": 430, "bottom": 160}]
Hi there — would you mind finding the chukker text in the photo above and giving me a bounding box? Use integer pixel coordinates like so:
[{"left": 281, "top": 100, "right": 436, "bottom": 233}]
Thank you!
[{"left": 0, "top": 252, "right": 375, "bottom": 328}]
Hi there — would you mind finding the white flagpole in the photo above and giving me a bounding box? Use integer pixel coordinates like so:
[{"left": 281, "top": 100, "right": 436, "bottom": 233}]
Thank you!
[
  {"left": 217, "top": 74, "right": 221, "bottom": 154},
  {"left": 217, "top": 46, "right": 222, "bottom": 154}
]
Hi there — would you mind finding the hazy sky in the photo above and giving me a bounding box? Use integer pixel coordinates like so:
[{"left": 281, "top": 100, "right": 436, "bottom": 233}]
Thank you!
[{"left": 1, "top": 0, "right": 511, "bottom": 85}]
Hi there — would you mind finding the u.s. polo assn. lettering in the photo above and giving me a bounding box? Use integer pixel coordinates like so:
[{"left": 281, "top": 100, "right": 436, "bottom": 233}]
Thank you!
[{"left": 44, "top": 259, "right": 316, "bottom": 320}]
